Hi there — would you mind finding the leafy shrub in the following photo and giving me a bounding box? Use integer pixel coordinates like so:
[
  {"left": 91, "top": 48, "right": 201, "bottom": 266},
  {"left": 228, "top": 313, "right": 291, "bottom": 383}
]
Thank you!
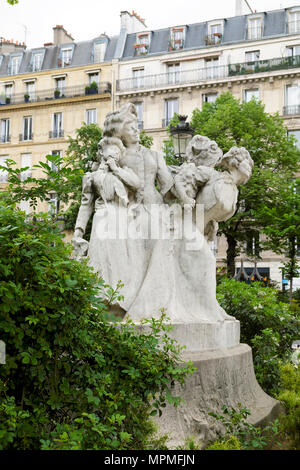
[
  {"left": 208, "top": 405, "right": 281, "bottom": 450},
  {"left": 277, "top": 363, "right": 300, "bottom": 448},
  {"left": 217, "top": 279, "right": 299, "bottom": 393},
  {"left": 0, "top": 203, "right": 194, "bottom": 450},
  {"left": 206, "top": 435, "right": 242, "bottom": 450}
]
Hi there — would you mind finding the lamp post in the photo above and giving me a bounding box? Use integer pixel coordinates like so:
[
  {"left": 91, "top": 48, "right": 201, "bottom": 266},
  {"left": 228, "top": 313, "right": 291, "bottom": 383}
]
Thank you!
[{"left": 170, "top": 115, "right": 194, "bottom": 162}]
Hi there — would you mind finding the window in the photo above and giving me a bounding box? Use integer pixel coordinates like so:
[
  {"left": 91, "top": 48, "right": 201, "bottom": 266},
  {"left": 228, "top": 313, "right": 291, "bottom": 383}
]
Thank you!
[
  {"left": 51, "top": 113, "right": 63, "bottom": 138},
  {"left": 85, "top": 109, "right": 97, "bottom": 125},
  {"left": 246, "top": 232, "right": 260, "bottom": 257},
  {"left": 286, "top": 45, "right": 300, "bottom": 57},
  {"left": 32, "top": 52, "right": 43, "bottom": 71},
  {"left": 0, "top": 156, "right": 9, "bottom": 183},
  {"left": 0, "top": 119, "right": 10, "bottom": 143},
  {"left": 49, "top": 193, "right": 60, "bottom": 216},
  {"left": 287, "top": 129, "right": 300, "bottom": 150},
  {"left": 245, "top": 50, "right": 260, "bottom": 62},
  {"left": 248, "top": 18, "right": 262, "bottom": 40},
  {"left": 289, "top": 11, "right": 300, "bottom": 34},
  {"left": 21, "top": 153, "right": 32, "bottom": 181},
  {"left": 61, "top": 47, "right": 72, "bottom": 67},
  {"left": 167, "top": 63, "right": 180, "bottom": 84},
  {"left": 164, "top": 98, "right": 178, "bottom": 127},
  {"left": 205, "top": 57, "right": 220, "bottom": 79},
  {"left": 134, "top": 102, "right": 143, "bottom": 129},
  {"left": 51, "top": 150, "right": 61, "bottom": 172},
  {"left": 244, "top": 89, "right": 260, "bottom": 102},
  {"left": 10, "top": 55, "right": 21, "bottom": 75},
  {"left": 26, "top": 81, "right": 35, "bottom": 101},
  {"left": 135, "top": 33, "right": 150, "bottom": 56},
  {"left": 55, "top": 77, "right": 65, "bottom": 95},
  {"left": 132, "top": 68, "right": 144, "bottom": 89},
  {"left": 285, "top": 84, "right": 300, "bottom": 114},
  {"left": 245, "top": 50, "right": 260, "bottom": 71},
  {"left": 19, "top": 199, "right": 31, "bottom": 214},
  {"left": 203, "top": 93, "right": 218, "bottom": 103},
  {"left": 89, "top": 72, "right": 99, "bottom": 85},
  {"left": 93, "top": 41, "right": 107, "bottom": 63},
  {"left": 22, "top": 116, "right": 33, "bottom": 141},
  {"left": 208, "top": 24, "right": 222, "bottom": 44},
  {"left": 170, "top": 28, "right": 184, "bottom": 50},
  {"left": 4, "top": 84, "right": 13, "bottom": 100}
]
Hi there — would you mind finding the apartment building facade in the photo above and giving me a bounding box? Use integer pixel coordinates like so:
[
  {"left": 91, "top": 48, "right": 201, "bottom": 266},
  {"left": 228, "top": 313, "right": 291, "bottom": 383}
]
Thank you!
[
  {"left": 1, "top": 7, "right": 299, "bottom": 286},
  {"left": 0, "top": 25, "right": 115, "bottom": 212}
]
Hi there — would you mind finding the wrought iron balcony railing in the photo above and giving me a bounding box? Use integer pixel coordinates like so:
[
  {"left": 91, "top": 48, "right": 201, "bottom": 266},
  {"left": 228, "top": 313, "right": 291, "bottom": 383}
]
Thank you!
[
  {"left": 49, "top": 130, "right": 64, "bottom": 139},
  {"left": 0, "top": 82, "right": 111, "bottom": 106},
  {"left": 117, "top": 54, "right": 300, "bottom": 92},
  {"left": 205, "top": 33, "right": 222, "bottom": 45},
  {"left": 162, "top": 118, "right": 172, "bottom": 128},
  {"left": 0, "top": 135, "right": 10, "bottom": 143},
  {"left": 283, "top": 105, "right": 300, "bottom": 116},
  {"left": 19, "top": 133, "right": 33, "bottom": 142}
]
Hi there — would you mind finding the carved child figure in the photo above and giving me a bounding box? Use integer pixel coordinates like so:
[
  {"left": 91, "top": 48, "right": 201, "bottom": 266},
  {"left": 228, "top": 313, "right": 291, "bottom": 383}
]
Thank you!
[{"left": 173, "top": 135, "right": 223, "bottom": 209}]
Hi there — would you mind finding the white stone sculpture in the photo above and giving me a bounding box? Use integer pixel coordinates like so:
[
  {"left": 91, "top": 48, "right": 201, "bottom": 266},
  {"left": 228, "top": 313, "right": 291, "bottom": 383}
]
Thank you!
[
  {"left": 72, "top": 104, "right": 281, "bottom": 447},
  {"left": 72, "top": 104, "right": 253, "bottom": 326}
]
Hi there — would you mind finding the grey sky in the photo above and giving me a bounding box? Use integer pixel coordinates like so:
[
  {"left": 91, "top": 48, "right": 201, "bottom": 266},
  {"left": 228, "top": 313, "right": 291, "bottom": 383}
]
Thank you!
[{"left": 1, "top": 0, "right": 300, "bottom": 49}]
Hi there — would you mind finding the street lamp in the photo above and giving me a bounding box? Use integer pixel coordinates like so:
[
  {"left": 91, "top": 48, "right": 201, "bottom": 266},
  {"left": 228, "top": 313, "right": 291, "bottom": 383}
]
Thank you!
[{"left": 170, "top": 115, "right": 194, "bottom": 161}]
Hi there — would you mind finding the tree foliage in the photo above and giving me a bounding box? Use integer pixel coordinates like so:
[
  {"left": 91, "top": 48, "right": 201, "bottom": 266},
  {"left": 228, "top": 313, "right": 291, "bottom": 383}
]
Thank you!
[
  {"left": 217, "top": 278, "right": 299, "bottom": 394},
  {"left": 0, "top": 202, "right": 194, "bottom": 450},
  {"left": 189, "top": 92, "right": 300, "bottom": 275}
]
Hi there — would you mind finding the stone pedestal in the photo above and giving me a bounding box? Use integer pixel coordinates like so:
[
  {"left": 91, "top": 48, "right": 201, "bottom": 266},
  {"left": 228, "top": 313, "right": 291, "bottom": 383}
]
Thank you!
[{"left": 157, "top": 342, "right": 282, "bottom": 448}]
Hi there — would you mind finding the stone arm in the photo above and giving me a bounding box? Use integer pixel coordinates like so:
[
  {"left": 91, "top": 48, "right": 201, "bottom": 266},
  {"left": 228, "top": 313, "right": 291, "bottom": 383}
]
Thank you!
[
  {"left": 108, "top": 160, "right": 141, "bottom": 191},
  {"left": 74, "top": 173, "right": 95, "bottom": 237},
  {"left": 155, "top": 151, "right": 174, "bottom": 196}
]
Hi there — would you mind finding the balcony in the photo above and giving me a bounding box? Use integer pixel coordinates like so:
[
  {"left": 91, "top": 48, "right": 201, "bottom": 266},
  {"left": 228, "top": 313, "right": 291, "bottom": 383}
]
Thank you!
[
  {"left": 283, "top": 105, "right": 300, "bottom": 116},
  {"left": 0, "top": 82, "right": 111, "bottom": 107},
  {"left": 19, "top": 133, "right": 33, "bottom": 142},
  {"left": 49, "top": 130, "right": 64, "bottom": 139},
  {"left": 118, "top": 66, "right": 229, "bottom": 92},
  {"left": 205, "top": 33, "right": 222, "bottom": 45},
  {"left": 228, "top": 55, "right": 300, "bottom": 76},
  {"left": 168, "top": 39, "right": 184, "bottom": 51},
  {"left": 134, "top": 43, "right": 149, "bottom": 56},
  {"left": 0, "top": 135, "right": 10, "bottom": 143}
]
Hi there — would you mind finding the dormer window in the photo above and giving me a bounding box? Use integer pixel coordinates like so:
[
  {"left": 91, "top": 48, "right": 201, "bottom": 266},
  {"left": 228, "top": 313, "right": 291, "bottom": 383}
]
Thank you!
[
  {"left": 31, "top": 51, "right": 44, "bottom": 72},
  {"left": 206, "top": 23, "right": 223, "bottom": 46},
  {"left": 248, "top": 17, "right": 263, "bottom": 40},
  {"left": 289, "top": 10, "right": 300, "bottom": 34},
  {"left": 169, "top": 27, "right": 185, "bottom": 51},
  {"left": 58, "top": 46, "right": 73, "bottom": 68},
  {"left": 9, "top": 55, "right": 22, "bottom": 75},
  {"left": 134, "top": 32, "right": 150, "bottom": 56},
  {"left": 93, "top": 38, "right": 108, "bottom": 63}
]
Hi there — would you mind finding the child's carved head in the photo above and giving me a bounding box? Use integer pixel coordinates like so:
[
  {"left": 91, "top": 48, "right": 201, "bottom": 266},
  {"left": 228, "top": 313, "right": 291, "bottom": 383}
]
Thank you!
[{"left": 186, "top": 135, "right": 223, "bottom": 167}]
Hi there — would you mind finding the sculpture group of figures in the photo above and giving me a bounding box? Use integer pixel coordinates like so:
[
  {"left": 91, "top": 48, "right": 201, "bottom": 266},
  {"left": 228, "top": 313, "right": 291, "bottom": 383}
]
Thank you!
[{"left": 72, "top": 103, "right": 253, "bottom": 324}]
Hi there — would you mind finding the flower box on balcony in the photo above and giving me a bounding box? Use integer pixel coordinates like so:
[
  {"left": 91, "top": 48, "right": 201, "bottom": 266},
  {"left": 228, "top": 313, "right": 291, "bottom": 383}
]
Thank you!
[{"left": 24, "top": 94, "right": 30, "bottom": 103}]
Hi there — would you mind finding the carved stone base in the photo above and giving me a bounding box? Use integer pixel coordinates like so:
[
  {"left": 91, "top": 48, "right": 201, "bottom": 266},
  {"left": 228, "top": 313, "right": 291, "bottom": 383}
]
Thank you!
[{"left": 156, "top": 344, "right": 283, "bottom": 448}]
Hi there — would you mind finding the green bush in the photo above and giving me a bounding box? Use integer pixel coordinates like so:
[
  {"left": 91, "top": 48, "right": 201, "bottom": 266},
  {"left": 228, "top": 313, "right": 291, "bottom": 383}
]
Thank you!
[
  {"left": 206, "top": 435, "right": 242, "bottom": 450},
  {"left": 277, "top": 363, "right": 300, "bottom": 448},
  {"left": 217, "top": 279, "right": 299, "bottom": 394},
  {"left": 0, "top": 203, "right": 194, "bottom": 450}
]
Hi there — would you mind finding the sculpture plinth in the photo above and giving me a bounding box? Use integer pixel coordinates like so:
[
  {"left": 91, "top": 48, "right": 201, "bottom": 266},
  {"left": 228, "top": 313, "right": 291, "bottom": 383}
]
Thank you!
[{"left": 72, "top": 103, "right": 282, "bottom": 448}]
